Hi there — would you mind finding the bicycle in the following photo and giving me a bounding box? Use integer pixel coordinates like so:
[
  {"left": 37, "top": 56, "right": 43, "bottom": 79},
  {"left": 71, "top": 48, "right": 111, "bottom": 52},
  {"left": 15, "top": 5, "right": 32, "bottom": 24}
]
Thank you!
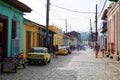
[{"left": 13, "top": 50, "right": 26, "bottom": 72}]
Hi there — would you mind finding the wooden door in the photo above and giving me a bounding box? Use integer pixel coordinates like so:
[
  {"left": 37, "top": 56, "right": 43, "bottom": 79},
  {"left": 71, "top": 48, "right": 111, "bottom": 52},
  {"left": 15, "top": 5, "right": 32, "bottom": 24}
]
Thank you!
[{"left": 0, "top": 14, "right": 8, "bottom": 58}]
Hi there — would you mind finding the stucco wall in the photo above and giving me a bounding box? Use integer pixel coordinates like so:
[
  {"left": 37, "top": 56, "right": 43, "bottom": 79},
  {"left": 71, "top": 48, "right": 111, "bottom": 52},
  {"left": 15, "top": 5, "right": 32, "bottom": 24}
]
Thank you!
[
  {"left": 24, "top": 22, "right": 39, "bottom": 58},
  {"left": 0, "top": 1, "right": 24, "bottom": 57}
]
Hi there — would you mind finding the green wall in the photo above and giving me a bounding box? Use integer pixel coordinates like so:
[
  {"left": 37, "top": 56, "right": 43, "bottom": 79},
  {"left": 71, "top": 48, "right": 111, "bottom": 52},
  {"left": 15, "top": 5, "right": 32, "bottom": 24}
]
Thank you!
[{"left": 0, "top": 1, "right": 24, "bottom": 57}]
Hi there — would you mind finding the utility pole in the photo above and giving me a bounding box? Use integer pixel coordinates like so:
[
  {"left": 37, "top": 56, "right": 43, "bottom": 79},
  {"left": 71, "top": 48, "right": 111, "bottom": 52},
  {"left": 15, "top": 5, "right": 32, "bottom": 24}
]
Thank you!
[
  {"left": 90, "top": 19, "right": 92, "bottom": 47},
  {"left": 65, "top": 19, "right": 67, "bottom": 33},
  {"left": 90, "top": 19, "right": 92, "bottom": 38},
  {"left": 95, "top": 4, "right": 98, "bottom": 43},
  {"left": 46, "top": 0, "right": 50, "bottom": 46}
]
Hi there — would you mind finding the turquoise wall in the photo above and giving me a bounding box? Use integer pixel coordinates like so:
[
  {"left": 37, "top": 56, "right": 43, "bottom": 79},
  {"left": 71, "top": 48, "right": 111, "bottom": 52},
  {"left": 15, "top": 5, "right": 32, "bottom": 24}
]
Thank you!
[{"left": 0, "top": 1, "right": 24, "bottom": 57}]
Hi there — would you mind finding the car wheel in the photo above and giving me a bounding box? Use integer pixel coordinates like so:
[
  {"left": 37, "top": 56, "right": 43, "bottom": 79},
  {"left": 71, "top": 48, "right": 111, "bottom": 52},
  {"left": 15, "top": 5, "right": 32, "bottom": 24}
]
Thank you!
[
  {"left": 43, "top": 59, "right": 48, "bottom": 65},
  {"left": 28, "top": 61, "right": 32, "bottom": 65},
  {"left": 48, "top": 58, "right": 51, "bottom": 63},
  {"left": 66, "top": 53, "right": 68, "bottom": 55}
]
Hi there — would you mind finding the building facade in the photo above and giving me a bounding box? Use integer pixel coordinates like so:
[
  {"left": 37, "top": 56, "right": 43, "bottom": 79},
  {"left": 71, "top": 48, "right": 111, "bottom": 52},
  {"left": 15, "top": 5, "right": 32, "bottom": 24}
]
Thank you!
[
  {"left": 107, "top": 2, "right": 119, "bottom": 60},
  {"left": 63, "top": 34, "right": 74, "bottom": 46},
  {"left": 65, "top": 31, "right": 81, "bottom": 47},
  {"left": 49, "top": 25, "right": 63, "bottom": 47},
  {"left": 0, "top": 0, "right": 31, "bottom": 58},
  {"left": 101, "top": 9, "right": 108, "bottom": 52},
  {"left": 24, "top": 19, "right": 39, "bottom": 58}
]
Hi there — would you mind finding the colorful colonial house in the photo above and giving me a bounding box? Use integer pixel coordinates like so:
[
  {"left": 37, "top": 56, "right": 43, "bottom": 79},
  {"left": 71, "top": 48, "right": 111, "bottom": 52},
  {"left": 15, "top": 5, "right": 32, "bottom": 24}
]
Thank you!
[
  {"left": 24, "top": 19, "right": 56, "bottom": 57},
  {"left": 49, "top": 25, "right": 63, "bottom": 47},
  {"left": 107, "top": 2, "right": 119, "bottom": 60},
  {"left": 63, "top": 34, "right": 74, "bottom": 46},
  {"left": 0, "top": 0, "right": 31, "bottom": 58},
  {"left": 40, "top": 25, "right": 55, "bottom": 49},
  {"left": 24, "top": 19, "right": 39, "bottom": 58},
  {"left": 65, "top": 31, "right": 81, "bottom": 47}
]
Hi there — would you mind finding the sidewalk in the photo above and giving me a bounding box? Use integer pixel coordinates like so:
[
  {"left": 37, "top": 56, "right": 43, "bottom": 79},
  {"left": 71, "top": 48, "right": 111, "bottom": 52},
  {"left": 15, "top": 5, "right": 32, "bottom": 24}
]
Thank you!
[
  {"left": 72, "top": 48, "right": 120, "bottom": 80},
  {"left": 90, "top": 48, "right": 120, "bottom": 72}
]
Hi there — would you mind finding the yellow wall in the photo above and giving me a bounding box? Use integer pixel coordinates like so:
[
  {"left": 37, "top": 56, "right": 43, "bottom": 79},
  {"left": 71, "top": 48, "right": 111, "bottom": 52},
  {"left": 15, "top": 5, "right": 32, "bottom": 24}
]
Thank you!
[
  {"left": 49, "top": 25, "right": 63, "bottom": 47},
  {"left": 24, "top": 22, "right": 39, "bottom": 58},
  {"left": 49, "top": 25, "right": 62, "bottom": 34},
  {"left": 54, "top": 34, "right": 63, "bottom": 47}
]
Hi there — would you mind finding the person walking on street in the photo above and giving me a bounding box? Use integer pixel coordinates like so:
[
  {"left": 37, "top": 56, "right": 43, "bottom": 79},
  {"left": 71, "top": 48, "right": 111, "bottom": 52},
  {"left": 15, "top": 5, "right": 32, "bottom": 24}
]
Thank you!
[
  {"left": 55, "top": 45, "right": 58, "bottom": 58},
  {"left": 47, "top": 43, "right": 51, "bottom": 53},
  {"left": 101, "top": 45, "right": 105, "bottom": 57},
  {"left": 94, "top": 43, "right": 100, "bottom": 58},
  {"left": 52, "top": 45, "right": 55, "bottom": 58}
]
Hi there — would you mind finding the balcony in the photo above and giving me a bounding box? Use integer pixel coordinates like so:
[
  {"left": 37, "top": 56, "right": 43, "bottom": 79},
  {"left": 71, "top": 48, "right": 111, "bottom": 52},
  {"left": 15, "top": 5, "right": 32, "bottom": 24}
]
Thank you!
[{"left": 101, "top": 22, "right": 107, "bottom": 33}]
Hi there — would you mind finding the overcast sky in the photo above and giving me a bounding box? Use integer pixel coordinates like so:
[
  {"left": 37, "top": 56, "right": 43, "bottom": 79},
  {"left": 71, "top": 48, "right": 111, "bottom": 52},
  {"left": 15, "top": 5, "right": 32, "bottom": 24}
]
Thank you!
[{"left": 19, "top": 0, "right": 111, "bottom": 33}]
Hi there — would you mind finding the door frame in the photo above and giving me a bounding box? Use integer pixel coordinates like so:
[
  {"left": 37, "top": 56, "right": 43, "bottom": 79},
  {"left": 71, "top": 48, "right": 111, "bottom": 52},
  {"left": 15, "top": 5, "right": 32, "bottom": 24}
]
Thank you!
[{"left": 0, "top": 14, "right": 8, "bottom": 58}]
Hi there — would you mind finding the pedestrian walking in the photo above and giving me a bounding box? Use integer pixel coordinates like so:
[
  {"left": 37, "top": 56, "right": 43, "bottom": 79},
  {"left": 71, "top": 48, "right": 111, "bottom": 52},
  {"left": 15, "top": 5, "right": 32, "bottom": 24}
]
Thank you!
[
  {"left": 47, "top": 43, "right": 51, "bottom": 53},
  {"left": 100, "top": 45, "right": 105, "bottom": 57},
  {"left": 77, "top": 44, "right": 80, "bottom": 51},
  {"left": 55, "top": 45, "right": 58, "bottom": 58},
  {"left": 69, "top": 43, "right": 72, "bottom": 51},
  {"left": 94, "top": 43, "right": 100, "bottom": 58},
  {"left": 52, "top": 45, "right": 55, "bottom": 58}
]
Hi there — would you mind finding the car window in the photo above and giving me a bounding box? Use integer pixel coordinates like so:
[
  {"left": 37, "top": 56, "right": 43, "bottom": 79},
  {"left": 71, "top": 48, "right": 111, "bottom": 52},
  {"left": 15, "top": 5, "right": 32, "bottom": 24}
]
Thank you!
[
  {"left": 31, "top": 48, "right": 47, "bottom": 53},
  {"left": 59, "top": 47, "right": 66, "bottom": 50}
]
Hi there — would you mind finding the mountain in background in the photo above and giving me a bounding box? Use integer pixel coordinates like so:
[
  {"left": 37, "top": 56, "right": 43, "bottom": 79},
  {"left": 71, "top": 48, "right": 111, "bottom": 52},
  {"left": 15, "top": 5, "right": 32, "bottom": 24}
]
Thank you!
[{"left": 80, "top": 32, "right": 89, "bottom": 41}]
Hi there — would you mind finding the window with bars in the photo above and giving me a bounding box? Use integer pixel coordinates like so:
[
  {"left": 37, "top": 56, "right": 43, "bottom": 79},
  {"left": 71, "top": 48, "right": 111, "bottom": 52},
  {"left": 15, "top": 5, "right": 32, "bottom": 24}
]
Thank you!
[
  {"left": 11, "top": 20, "right": 20, "bottom": 56},
  {"left": 12, "top": 21, "right": 17, "bottom": 39}
]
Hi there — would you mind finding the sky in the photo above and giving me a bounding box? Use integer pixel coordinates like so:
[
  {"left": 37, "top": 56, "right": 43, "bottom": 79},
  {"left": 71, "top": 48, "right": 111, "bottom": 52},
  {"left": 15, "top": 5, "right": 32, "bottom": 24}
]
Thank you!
[{"left": 19, "top": 0, "right": 111, "bottom": 33}]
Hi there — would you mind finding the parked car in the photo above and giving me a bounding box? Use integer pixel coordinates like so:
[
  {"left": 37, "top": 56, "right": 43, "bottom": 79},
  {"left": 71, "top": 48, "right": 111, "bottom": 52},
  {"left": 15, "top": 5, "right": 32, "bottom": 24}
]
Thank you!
[
  {"left": 63, "top": 46, "right": 72, "bottom": 54},
  {"left": 27, "top": 47, "right": 51, "bottom": 65},
  {"left": 57, "top": 47, "right": 68, "bottom": 55}
]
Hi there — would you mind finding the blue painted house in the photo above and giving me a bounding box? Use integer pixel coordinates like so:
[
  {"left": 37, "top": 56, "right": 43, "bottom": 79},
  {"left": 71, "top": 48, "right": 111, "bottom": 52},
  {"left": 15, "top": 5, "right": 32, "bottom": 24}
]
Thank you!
[{"left": 0, "top": 0, "right": 32, "bottom": 58}]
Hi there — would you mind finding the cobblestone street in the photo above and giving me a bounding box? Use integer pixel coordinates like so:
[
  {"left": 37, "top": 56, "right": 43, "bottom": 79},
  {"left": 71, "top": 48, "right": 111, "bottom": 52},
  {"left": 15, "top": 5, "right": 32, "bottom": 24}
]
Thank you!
[{"left": 0, "top": 48, "right": 120, "bottom": 80}]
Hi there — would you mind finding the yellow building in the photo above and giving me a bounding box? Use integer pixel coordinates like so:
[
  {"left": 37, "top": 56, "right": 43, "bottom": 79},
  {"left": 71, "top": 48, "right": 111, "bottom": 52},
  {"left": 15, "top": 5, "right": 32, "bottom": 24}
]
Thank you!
[
  {"left": 23, "top": 19, "right": 39, "bottom": 58},
  {"left": 49, "top": 25, "right": 63, "bottom": 47}
]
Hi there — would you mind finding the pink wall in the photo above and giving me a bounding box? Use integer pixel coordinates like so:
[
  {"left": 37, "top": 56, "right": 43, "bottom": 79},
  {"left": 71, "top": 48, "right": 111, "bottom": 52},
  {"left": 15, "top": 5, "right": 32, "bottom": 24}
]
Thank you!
[{"left": 108, "top": 6, "right": 119, "bottom": 60}]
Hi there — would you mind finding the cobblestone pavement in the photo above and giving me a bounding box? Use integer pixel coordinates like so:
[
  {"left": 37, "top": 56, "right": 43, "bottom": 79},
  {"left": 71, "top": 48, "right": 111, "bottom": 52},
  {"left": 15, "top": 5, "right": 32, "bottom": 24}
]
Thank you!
[{"left": 0, "top": 48, "right": 120, "bottom": 80}]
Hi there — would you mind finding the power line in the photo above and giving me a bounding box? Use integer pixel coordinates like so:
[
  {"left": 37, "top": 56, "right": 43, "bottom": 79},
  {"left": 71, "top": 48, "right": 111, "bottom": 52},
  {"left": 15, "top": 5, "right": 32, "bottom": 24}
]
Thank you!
[
  {"left": 36, "top": 0, "right": 46, "bottom": 6},
  {"left": 50, "top": 7, "right": 65, "bottom": 24},
  {"left": 50, "top": 17, "right": 86, "bottom": 20},
  {"left": 50, "top": 3, "right": 95, "bottom": 14},
  {"left": 33, "top": 10, "right": 45, "bottom": 17}
]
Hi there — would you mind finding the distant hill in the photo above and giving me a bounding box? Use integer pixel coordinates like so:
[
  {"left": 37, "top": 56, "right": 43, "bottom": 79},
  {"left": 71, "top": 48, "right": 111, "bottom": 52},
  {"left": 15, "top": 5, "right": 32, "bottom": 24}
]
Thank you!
[{"left": 80, "top": 32, "right": 89, "bottom": 41}]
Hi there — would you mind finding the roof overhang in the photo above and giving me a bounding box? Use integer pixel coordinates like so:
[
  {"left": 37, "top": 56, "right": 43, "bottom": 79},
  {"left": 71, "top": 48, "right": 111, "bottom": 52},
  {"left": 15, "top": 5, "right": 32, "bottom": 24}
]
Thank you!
[
  {"left": 2, "top": 0, "right": 32, "bottom": 12},
  {"left": 101, "top": 9, "right": 108, "bottom": 20}
]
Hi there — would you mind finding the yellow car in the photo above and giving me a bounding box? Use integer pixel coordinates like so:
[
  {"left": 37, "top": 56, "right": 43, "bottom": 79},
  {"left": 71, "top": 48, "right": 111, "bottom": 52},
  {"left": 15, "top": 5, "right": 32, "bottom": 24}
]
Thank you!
[
  {"left": 27, "top": 47, "right": 51, "bottom": 65},
  {"left": 57, "top": 47, "right": 68, "bottom": 55}
]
